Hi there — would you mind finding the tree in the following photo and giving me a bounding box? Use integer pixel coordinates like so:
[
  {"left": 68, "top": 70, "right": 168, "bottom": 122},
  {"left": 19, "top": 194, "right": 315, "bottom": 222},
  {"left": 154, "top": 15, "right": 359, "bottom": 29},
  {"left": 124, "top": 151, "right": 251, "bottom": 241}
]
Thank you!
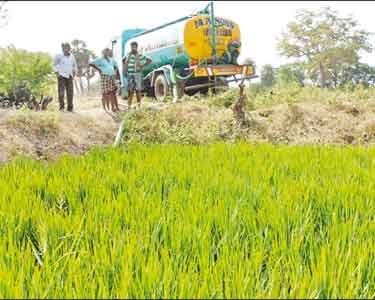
[
  {"left": 276, "top": 63, "right": 305, "bottom": 87},
  {"left": 71, "top": 39, "right": 96, "bottom": 94},
  {"left": 332, "top": 62, "right": 375, "bottom": 88},
  {"left": 277, "top": 6, "right": 373, "bottom": 88},
  {"left": 0, "top": 46, "right": 53, "bottom": 96},
  {"left": 0, "top": 46, "right": 54, "bottom": 109},
  {"left": 260, "top": 64, "right": 275, "bottom": 87},
  {"left": 0, "top": 1, "right": 8, "bottom": 28}
]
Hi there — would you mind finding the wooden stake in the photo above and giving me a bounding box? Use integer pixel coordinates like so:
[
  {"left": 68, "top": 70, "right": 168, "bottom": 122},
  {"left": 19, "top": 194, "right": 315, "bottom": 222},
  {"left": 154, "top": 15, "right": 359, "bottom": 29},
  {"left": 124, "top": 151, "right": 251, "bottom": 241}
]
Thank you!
[{"left": 233, "top": 84, "right": 246, "bottom": 126}]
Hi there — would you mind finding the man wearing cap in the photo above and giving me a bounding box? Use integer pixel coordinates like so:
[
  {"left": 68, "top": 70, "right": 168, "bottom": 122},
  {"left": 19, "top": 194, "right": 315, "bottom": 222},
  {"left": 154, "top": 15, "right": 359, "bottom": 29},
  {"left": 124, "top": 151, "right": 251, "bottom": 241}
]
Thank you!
[
  {"left": 53, "top": 42, "right": 78, "bottom": 112},
  {"left": 123, "top": 41, "right": 152, "bottom": 110}
]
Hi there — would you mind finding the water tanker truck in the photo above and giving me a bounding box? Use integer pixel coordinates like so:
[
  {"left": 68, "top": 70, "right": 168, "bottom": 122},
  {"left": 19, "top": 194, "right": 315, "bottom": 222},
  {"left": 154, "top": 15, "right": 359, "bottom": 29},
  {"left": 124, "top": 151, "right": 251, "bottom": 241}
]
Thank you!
[{"left": 110, "top": 1, "right": 256, "bottom": 101}]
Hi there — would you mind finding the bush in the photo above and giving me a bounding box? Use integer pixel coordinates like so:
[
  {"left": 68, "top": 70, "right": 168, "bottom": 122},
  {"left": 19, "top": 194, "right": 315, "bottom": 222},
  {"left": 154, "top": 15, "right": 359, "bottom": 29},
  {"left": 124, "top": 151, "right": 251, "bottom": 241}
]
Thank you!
[
  {"left": 276, "top": 63, "right": 305, "bottom": 87},
  {"left": 207, "top": 89, "right": 238, "bottom": 108},
  {"left": 0, "top": 46, "right": 54, "bottom": 97},
  {"left": 123, "top": 104, "right": 226, "bottom": 144}
]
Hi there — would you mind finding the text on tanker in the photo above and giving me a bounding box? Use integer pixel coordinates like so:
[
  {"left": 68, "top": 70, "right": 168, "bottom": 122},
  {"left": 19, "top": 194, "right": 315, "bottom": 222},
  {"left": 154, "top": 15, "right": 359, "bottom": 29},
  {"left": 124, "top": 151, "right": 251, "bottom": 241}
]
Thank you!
[
  {"left": 194, "top": 17, "right": 235, "bottom": 29},
  {"left": 139, "top": 38, "right": 179, "bottom": 53}
]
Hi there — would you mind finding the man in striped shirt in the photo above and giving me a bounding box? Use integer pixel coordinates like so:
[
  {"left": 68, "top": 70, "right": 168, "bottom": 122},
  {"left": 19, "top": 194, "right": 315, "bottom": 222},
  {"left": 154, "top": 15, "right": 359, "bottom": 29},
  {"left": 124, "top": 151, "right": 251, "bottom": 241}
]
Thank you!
[{"left": 123, "top": 41, "right": 152, "bottom": 110}]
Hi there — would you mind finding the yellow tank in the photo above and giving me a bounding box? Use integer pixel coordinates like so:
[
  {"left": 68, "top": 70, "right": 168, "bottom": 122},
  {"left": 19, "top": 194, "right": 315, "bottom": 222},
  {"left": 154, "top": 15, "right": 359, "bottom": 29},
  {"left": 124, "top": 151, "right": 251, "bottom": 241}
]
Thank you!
[{"left": 184, "top": 15, "right": 241, "bottom": 62}]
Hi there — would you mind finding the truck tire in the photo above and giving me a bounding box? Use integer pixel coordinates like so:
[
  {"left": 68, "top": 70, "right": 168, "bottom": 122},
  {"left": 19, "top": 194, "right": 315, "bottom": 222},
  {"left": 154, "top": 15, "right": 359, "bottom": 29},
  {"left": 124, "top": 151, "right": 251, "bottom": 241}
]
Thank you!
[
  {"left": 144, "top": 78, "right": 154, "bottom": 98},
  {"left": 154, "top": 74, "right": 170, "bottom": 101}
]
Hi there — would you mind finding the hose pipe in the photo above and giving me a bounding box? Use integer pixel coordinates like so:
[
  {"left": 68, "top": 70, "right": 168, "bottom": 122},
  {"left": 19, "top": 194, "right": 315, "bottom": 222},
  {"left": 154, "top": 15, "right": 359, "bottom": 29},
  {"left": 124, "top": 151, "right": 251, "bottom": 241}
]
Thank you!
[{"left": 113, "top": 111, "right": 136, "bottom": 148}]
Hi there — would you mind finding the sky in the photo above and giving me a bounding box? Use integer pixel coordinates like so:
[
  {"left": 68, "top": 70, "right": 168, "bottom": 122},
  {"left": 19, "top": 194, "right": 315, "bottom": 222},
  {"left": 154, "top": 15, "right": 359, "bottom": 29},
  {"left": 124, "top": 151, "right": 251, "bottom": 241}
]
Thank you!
[{"left": 0, "top": 1, "right": 374, "bottom": 70}]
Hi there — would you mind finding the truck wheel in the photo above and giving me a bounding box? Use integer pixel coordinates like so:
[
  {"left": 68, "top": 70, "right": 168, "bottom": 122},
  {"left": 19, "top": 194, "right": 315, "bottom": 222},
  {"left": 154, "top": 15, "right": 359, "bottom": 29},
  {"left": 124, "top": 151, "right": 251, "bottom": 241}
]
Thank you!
[{"left": 154, "top": 74, "right": 170, "bottom": 101}]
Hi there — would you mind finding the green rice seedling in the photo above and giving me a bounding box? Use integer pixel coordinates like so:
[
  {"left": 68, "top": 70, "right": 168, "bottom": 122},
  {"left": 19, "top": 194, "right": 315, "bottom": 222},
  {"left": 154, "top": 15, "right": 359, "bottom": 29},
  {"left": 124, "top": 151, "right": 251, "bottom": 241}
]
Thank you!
[{"left": 0, "top": 143, "right": 374, "bottom": 298}]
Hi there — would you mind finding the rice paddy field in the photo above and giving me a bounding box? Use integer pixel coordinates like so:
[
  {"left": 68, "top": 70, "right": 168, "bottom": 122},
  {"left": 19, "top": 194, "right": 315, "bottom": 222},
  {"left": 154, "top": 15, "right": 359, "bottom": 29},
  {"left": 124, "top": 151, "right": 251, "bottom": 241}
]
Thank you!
[{"left": 0, "top": 143, "right": 374, "bottom": 299}]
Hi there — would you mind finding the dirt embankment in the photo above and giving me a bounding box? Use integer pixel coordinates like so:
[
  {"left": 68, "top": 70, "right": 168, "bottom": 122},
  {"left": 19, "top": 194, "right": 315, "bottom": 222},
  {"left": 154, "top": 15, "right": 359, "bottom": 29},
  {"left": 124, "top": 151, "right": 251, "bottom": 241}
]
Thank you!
[
  {"left": 1, "top": 98, "right": 375, "bottom": 164},
  {"left": 122, "top": 100, "right": 375, "bottom": 146},
  {"left": 0, "top": 107, "right": 119, "bottom": 164},
  {"left": 249, "top": 101, "right": 375, "bottom": 145}
]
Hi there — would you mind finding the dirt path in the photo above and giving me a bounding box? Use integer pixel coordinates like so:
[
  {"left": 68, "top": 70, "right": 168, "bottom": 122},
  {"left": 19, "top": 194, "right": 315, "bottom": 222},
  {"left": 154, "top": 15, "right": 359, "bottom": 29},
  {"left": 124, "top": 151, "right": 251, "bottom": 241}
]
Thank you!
[
  {"left": 0, "top": 103, "right": 121, "bottom": 163},
  {"left": 0, "top": 92, "right": 176, "bottom": 164}
]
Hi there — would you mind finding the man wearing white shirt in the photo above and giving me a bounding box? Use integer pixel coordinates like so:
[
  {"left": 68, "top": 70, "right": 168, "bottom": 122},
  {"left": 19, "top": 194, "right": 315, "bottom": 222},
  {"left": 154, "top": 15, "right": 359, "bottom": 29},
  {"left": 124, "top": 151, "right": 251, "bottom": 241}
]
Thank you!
[{"left": 53, "top": 43, "right": 77, "bottom": 112}]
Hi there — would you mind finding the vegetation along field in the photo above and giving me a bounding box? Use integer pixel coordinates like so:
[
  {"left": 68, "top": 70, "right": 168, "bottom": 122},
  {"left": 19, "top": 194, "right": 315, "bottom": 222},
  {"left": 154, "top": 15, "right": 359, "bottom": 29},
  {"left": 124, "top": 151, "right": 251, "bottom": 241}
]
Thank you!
[{"left": 0, "top": 144, "right": 374, "bottom": 298}]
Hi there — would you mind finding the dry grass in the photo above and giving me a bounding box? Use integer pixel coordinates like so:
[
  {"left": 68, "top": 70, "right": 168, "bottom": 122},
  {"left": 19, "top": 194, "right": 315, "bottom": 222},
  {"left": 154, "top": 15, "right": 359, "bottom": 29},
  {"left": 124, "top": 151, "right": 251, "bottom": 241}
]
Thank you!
[
  {"left": 122, "top": 89, "right": 375, "bottom": 147},
  {"left": 2, "top": 86, "right": 375, "bottom": 163},
  {"left": 0, "top": 97, "right": 118, "bottom": 164}
]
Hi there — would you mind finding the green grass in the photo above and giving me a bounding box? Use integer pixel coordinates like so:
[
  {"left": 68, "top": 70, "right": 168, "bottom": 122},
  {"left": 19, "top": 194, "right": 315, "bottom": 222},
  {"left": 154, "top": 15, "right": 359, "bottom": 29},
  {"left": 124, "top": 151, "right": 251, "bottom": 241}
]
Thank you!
[
  {"left": 207, "top": 84, "right": 375, "bottom": 110},
  {"left": 0, "top": 143, "right": 374, "bottom": 298}
]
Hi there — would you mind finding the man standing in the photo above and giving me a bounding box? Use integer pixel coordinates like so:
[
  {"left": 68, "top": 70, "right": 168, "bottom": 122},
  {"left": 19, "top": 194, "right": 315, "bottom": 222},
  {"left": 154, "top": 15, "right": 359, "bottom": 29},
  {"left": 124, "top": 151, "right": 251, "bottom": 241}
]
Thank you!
[
  {"left": 53, "top": 42, "right": 78, "bottom": 112},
  {"left": 123, "top": 41, "right": 152, "bottom": 110},
  {"left": 89, "top": 48, "right": 120, "bottom": 112}
]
